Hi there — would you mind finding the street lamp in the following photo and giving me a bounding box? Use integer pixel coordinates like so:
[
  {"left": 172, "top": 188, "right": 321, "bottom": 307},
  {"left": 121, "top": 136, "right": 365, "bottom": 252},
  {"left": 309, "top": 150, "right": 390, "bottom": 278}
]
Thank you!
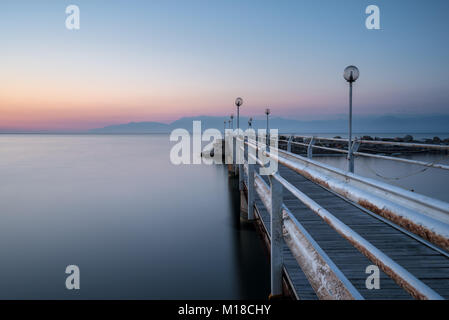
[
  {"left": 235, "top": 97, "right": 243, "bottom": 133},
  {"left": 344, "top": 65, "right": 359, "bottom": 173},
  {"left": 230, "top": 114, "right": 234, "bottom": 130},
  {"left": 265, "top": 108, "right": 271, "bottom": 146}
]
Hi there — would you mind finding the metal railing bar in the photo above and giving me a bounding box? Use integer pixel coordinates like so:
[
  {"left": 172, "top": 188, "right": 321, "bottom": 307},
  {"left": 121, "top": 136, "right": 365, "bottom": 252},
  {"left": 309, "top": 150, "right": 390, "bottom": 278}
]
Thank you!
[
  {"left": 247, "top": 138, "right": 449, "bottom": 215},
  {"left": 303, "top": 143, "right": 349, "bottom": 154},
  {"left": 251, "top": 169, "right": 364, "bottom": 299},
  {"left": 280, "top": 135, "right": 449, "bottom": 150},
  {"left": 353, "top": 151, "right": 449, "bottom": 171},
  {"left": 238, "top": 135, "right": 448, "bottom": 299},
  {"left": 283, "top": 205, "right": 364, "bottom": 300},
  {"left": 358, "top": 139, "right": 449, "bottom": 150},
  {"left": 280, "top": 138, "right": 449, "bottom": 171},
  {"left": 280, "top": 136, "right": 350, "bottom": 143},
  {"left": 245, "top": 139, "right": 449, "bottom": 252},
  {"left": 273, "top": 147, "right": 449, "bottom": 218},
  {"left": 322, "top": 185, "right": 449, "bottom": 259},
  {"left": 274, "top": 148, "right": 449, "bottom": 244},
  {"left": 246, "top": 138, "right": 449, "bottom": 257},
  {"left": 272, "top": 173, "right": 444, "bottom": 300},
  {"left": 288, "top": 141, "right": 310, "bottom": 148},
  {"left": 243, "top": 174, "right": 302, "bottom": 300}
]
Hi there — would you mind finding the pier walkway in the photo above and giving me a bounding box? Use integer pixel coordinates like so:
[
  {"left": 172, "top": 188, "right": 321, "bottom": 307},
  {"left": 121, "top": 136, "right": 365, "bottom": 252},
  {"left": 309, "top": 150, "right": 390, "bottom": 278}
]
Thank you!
[{"left": 225, "top": 135, "right": 449, "bottom": 300}]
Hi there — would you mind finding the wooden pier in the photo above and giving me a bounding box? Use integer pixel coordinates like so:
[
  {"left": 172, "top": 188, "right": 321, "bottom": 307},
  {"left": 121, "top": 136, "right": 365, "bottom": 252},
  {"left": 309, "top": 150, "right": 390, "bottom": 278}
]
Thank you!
[{"left": 221, "top": 135, "right": 449, "bottom": 300}]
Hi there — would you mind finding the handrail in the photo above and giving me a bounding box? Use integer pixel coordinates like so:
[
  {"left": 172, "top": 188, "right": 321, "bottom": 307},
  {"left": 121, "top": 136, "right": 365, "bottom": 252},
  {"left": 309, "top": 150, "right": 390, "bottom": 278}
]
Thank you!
[
  {"left": 272, "top": 173, "right": 443, "bottom": 300},
  {"left": 358, "top": 139, "right": 449, "bottom": 150},
  {"left": 280, "top": 135, "right": 449, "bottom": 150},
  {"left": 353, "top": 151, "right": 449, "bottom": 171},
  {"left": 290, "top": 141, "right": 349, "bottom": 154},
  {"left": 236, "top": 136, "right": 448, "bottom": 299},
  {"left": 234, "top": 134, "right": 449, "bottom": 299},
  {"left": 255, "top": 135, "right": 449, "bottom": 171},
  {"left": 244, "top": 148, "right": 443, "bottom": 299},
  {"left": 246, "top": 163, "right": 364, "bottom": 299},
  {"left": 245, "top": 139, "right": 449, "bottom": 249},
  {"left": 286, "top": 140, "right": 449, "bottom": 171},
  {"left": 246, "top": 136, "right": 449, "bottom": 221}
]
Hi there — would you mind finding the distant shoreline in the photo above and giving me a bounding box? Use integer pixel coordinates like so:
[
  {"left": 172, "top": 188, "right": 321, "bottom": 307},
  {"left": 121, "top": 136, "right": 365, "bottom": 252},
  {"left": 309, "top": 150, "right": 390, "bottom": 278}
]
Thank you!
[
  {"left": 2, "top": 132, "right": 449, "bottom": 141},
  {"left": 2, "top": 114, "right": 449, "bottom": 136}
]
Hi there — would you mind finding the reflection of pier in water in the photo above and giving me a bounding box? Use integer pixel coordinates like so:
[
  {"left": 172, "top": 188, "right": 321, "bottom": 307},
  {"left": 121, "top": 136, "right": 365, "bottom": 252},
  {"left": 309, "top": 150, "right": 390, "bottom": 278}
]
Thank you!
[{"left": 214, "top": 135, "right": 449, "bottom": 300}]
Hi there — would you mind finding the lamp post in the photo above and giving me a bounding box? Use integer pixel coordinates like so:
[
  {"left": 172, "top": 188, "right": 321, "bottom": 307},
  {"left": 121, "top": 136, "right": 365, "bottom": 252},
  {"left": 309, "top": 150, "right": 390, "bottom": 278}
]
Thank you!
[
  {"left": 235, "top": 97, "right": 243, "bottom": 134},
  {"left": 230, "top": 114, "right": 234, "bottom": 130},
  {"left": 265, "top": 108, "right": 271, "bottom": 146},
  {"left": 343, "top": 65, "right": 360, "bottom": 173},
  {"left": 248, "top": 117, "right": 253, "bottom": 129},
  {"left": 234, "top": 98, "right": 244, "bottom": 188}
]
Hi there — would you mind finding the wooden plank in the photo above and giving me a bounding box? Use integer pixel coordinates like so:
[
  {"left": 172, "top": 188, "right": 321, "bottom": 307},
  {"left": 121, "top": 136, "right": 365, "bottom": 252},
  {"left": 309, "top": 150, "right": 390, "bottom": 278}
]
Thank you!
[
  {"left": 241, "top": 163, "right": 449, "bottom": 299},
  {"left": 253, "top": 195, "right": 318, "bottom": 300},
  {"left": 277, "top": 165, "right": 449, "bottom": 299}
]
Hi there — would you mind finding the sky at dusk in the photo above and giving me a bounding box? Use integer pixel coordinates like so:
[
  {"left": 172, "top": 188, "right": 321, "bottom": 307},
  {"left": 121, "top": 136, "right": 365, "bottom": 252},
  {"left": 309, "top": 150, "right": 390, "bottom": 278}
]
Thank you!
[{"left": 1, "top": 0, "right": 449, "bottom": 131}]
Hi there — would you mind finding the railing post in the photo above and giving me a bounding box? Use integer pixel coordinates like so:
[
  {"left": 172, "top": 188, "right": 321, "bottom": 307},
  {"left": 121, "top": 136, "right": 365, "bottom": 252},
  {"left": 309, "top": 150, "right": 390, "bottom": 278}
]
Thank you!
[
  {"left": 287, "top": 136, "right": 293, "bottom": 153},
  {"left": 238, "top": 136, "right": 244, "bottom": 190},
  {"left": 256, "top": 132, "right": 258, "bottom": 159},
  {"left": 348, "top": 139, "right": 353, "bottom": 173},
  {"left": 349, "top": 140, "right": 360, "bottom": 174},
  {"left": 266, "top": 130, "right": 270, "bottom": 153},
  {"left": 232, "top": 135, "right": 237, "bottom": 174},
  {"left": 269, "top": 174, "right": 283, "bottom": 298},
  {"left": 307, "top": 137, "right": 315, "bottom": 159},
  {"left": 225, "top": 131, "right": 233, "bottom": 172},
  {"left": 247, "top": 163, "right": 255, "bottom": 220}
]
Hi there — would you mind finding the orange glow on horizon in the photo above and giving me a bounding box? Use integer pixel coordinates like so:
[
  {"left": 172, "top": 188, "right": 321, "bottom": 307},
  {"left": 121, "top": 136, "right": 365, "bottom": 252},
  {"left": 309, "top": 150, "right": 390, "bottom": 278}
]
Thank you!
[{"left": 1, "top": 78, "right": 339, "bottom": 130}]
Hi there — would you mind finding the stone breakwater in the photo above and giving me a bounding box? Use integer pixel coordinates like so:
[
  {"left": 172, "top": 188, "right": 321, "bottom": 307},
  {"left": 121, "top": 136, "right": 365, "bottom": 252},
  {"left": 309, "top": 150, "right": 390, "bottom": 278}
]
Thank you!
[
  {"left": 279, "top": 135, "right": 449, "bottom": 156},
  {"left": 201, "top": 135, "right": 449, "bottom": 160}
]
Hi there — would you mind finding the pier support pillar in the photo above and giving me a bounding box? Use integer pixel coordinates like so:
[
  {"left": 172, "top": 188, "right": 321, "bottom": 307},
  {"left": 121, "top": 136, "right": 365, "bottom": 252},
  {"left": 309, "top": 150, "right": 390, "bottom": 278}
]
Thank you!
[
  {"left": 269, "top": 175, "right": 283, "bottom": 298},
  {"left": 238, "top": 164, "right": 243, "bottom": 190},
  {"left": 232, "top": 136, "right": 237, "bottom": 175},
  {"left": 240, "top": 189, "right": 248, "bottom": 219},
  {"left": 247, "top": 163, "right": 255, "bottom": 220},
  {"left": 225, "top": 134, "right": 234, "bottom": 175}
]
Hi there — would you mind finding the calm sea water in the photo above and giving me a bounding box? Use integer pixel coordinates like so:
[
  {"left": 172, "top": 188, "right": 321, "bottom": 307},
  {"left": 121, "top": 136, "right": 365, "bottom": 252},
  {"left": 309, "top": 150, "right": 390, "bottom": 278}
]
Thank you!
[
  {"left": 0, "top": 134, "right": 270, "bottom": 299},
  {"left": 1, "top": 134, "right": 447, "bottom": 299}
]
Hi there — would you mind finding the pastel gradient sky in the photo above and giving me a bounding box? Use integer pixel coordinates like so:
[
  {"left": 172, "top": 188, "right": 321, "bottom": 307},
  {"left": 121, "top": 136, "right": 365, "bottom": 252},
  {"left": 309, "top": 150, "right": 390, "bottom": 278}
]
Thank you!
[{"left": 1, "top": 0, "right": 449, "bottom": 131}]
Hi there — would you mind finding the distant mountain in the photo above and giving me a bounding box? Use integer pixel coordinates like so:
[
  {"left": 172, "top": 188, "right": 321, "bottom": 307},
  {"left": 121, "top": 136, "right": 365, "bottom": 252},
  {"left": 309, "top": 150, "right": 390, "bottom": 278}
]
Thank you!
[{"left": 88, "top": 115, "right": 449, "bottom": 134}]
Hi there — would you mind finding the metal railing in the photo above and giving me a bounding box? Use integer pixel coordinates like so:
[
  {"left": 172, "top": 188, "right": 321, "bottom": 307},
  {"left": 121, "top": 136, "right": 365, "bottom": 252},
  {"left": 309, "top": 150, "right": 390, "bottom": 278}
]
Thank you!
[
  {"left": 279, "top": 135, "right": 449, "bottom": 171},
  {"left": 248, "top": 137, "right": 449, "bottom": 243},
  {"left": 231, "top": 134, "right": 448, "bottom": 300},
  {"left": 244, "top": 150, "right": 364, "bottom": 300}
]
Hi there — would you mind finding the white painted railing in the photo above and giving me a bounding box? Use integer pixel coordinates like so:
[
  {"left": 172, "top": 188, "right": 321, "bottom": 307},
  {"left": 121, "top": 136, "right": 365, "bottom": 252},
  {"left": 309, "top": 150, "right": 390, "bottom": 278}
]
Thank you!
[
  {"left": 233, "top": 136, "right": 447, "bottom": 300},
  {"left": 280, "top": 135, "right": 449, "bottom": 171}
]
